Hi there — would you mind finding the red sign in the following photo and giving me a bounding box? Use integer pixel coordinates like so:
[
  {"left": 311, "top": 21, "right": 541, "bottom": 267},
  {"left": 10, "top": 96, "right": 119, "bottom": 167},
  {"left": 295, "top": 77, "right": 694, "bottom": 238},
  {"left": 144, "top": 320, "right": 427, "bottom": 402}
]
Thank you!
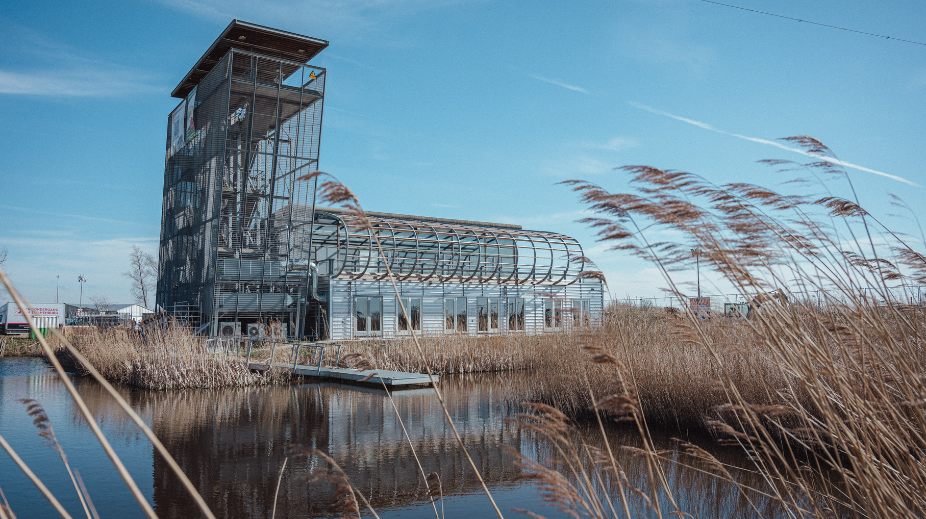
[{"left": 689, "top": 297, "right": 710, "bottom": 319}]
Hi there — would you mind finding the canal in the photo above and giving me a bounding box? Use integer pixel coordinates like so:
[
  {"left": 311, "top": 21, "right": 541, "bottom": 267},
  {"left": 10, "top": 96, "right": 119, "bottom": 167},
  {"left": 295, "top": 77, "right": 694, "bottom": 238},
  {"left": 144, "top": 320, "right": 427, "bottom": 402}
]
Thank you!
[{"left": 0, "top": 357, "right": 782, "bottom": 518}]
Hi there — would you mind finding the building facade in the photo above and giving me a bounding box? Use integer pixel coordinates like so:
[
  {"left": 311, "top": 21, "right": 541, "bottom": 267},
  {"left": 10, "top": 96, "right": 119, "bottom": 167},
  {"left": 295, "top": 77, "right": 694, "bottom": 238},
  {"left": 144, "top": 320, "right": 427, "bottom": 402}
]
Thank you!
[{"left": 156, "top": 20, "right": 605, "bottom": 340}]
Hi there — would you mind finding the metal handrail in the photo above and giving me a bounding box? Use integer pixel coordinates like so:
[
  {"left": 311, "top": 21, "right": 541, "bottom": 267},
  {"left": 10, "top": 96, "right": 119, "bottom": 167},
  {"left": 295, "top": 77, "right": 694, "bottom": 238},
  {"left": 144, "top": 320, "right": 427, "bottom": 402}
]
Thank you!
[{"left": 238, "top": 338, "right": 342, "bottom": 374}]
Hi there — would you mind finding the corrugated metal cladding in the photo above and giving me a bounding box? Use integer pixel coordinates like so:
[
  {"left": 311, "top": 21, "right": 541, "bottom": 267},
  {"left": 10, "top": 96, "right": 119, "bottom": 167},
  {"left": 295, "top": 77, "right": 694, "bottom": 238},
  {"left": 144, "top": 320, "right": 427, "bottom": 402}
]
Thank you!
[{"left": 327, "top": 277, "right": 604, "bottom": 340}]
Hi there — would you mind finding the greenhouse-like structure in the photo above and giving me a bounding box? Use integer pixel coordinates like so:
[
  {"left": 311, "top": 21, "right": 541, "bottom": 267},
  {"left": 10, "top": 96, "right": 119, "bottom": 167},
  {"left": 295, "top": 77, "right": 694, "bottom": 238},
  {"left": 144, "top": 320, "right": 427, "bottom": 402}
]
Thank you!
[{"left": 156, "top": 20, "right": 605, "bottom": 340}]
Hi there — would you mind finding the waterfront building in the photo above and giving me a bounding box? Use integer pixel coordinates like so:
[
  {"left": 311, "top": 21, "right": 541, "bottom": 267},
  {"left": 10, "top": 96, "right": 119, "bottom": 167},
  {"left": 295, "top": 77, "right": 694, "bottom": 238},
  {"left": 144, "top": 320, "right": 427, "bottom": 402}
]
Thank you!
[{"left": 156, "top": 20, "right": 605, "bottom": 340}]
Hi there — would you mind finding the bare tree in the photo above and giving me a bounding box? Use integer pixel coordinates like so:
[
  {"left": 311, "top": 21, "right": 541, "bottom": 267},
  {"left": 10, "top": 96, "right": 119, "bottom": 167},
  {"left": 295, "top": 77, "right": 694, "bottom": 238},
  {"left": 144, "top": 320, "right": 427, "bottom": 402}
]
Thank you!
[
  {"left": 123, "top": 245, "right": 157, "bottom": 308},
  {"left": 89, "top": 294, "right": 112, "bottom": 313},
  {"left": 0, "top": 247, "right": 9, "bottom": 299}
]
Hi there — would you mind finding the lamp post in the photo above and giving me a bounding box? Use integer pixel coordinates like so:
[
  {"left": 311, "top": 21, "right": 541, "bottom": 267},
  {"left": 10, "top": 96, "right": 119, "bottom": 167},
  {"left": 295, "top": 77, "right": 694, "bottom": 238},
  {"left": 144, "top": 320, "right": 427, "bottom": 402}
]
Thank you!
[
  {"left": 691, "top": 248, "right": 701, "bottom": 299},
  {"left": 78, "top": 275, "right": 86, "bottom": 308},
  {"left": 56, "top": 275, "right": 60, "bottom": 303}
]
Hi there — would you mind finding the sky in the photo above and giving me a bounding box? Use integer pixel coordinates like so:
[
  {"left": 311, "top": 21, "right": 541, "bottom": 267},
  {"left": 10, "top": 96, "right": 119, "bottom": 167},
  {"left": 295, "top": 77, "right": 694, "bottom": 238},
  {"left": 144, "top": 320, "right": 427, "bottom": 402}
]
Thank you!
[{"left": 1, "top": 0, "right": 924, "bottom": 307}]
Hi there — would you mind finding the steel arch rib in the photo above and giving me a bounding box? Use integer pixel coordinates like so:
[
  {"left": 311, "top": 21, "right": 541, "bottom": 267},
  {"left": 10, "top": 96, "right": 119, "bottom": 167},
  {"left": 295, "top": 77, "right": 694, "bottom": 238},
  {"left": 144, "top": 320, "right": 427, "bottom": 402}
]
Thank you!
[
  {"left": 533, "top": 233, "right": 555, "bottom": 285},
  {"left": 420, "top": 221, "right": 441, "bottom": 281},
  {"left": 458, "top": 226, "right": 481, "bottom": 284},
  {"left": 483, "top": 227, "right": 502, "bottom": 283}
]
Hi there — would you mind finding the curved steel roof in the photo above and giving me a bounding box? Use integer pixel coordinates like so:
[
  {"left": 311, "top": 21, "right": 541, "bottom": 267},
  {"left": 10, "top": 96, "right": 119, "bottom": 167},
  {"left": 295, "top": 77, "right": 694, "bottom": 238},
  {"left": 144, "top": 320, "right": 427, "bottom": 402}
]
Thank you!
[{"left": 287, "top": 207, "right": 599, "bottom": 286}]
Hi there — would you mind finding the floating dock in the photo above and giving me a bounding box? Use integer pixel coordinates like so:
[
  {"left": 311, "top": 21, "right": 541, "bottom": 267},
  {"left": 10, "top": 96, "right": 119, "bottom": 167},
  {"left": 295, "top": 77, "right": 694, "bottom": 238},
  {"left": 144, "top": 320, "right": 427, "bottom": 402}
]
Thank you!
[{"left": 249, "top": 362, "right": 436, "bottom": 387}]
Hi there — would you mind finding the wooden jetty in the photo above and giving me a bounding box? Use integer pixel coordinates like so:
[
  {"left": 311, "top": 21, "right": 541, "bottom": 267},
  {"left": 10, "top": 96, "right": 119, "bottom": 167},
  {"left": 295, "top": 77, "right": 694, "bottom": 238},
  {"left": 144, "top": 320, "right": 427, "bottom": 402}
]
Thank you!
[
  {"left": 249, "top": 362, "right": 437, "bottom": 387},
  {"left": 209, "top": 338, "right": 437, "bottom": 388}
]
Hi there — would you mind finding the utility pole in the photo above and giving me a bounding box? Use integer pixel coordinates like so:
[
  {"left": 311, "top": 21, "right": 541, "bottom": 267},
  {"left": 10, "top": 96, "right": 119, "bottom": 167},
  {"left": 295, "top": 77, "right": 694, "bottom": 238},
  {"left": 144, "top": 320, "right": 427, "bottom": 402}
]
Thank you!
[
  {"left": 78, "top": 275, "right": 86, "bottom": 308},
  {"left": 691, "top": 248, "right": 701, "bottom": 299},
  {"left": 56, "top": 275, "right": 60, "bottom": 303}
]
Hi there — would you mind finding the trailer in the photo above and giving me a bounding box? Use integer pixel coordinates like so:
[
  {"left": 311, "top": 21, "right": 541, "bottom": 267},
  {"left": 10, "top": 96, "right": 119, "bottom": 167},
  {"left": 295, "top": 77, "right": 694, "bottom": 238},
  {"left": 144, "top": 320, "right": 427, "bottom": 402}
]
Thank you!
[{"left": 0, "top": 303, "right": 65, "bottom": 336}]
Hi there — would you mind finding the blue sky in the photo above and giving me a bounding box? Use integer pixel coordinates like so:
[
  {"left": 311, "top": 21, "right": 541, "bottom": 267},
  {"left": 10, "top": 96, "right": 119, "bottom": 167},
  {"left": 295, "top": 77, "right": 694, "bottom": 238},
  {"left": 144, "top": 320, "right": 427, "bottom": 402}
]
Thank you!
[{"left": 1, "top": 0, "right": 924, "bottom": 306}]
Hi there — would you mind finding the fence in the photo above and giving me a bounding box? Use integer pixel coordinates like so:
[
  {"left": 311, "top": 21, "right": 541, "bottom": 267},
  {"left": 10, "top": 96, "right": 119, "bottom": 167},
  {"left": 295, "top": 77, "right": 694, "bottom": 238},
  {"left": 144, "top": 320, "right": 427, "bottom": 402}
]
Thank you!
[{"left": 611, "top": 285, "right": 926, "bottom": 312}]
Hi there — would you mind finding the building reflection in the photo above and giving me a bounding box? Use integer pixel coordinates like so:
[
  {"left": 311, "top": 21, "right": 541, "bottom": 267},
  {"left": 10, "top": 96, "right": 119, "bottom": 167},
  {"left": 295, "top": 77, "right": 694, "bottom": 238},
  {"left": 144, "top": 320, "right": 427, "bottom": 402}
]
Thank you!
[
  {"left": 129, "top": 376, "right": 526, "bottom": 518},
  {"left": 55, "top": 370, "right": 807, "bottom": 519}
]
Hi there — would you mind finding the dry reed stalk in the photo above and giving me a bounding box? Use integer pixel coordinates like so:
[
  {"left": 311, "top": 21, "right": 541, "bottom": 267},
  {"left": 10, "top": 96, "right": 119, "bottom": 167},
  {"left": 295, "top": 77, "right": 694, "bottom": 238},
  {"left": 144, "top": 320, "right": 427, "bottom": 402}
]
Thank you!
[
  {"left": 0, "top": 269, "right": 158, "bottom": 519},
  {"left": 19, "top": 399, "right": 93, "bottom": 519},
  {"left": 64, "top": 324, "right": 265, "bottom": 390},
  {"left": 0, "top": 433, "right": 72, "bottom": 519},
  {"left": 0, "top": 269, "right": 219, "bottom": 519},
  {"left": 299, "top": 169, "right": 505, "bottom": 518},
  {"left": 561, "top": 139, "right": 926, "bottom": 517}
]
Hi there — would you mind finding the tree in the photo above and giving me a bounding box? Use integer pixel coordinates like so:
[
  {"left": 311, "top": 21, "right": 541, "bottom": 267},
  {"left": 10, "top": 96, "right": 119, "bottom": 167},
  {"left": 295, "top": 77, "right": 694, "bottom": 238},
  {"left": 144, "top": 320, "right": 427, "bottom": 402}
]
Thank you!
[
  {"left": 0, "top": 247, "right": 9, "bottom": 299},
  {"left": 89, "top": 294, "right": 112, "bottom": 313},
  {"left": 123, "top": 245, "right": 157, "bottom": 308}
]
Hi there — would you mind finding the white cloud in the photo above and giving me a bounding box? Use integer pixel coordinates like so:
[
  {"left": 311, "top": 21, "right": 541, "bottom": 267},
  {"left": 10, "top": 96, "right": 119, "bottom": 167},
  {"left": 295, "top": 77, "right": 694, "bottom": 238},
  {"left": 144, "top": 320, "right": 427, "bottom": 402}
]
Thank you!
[
  {"left": 491, "top": 210, "right": 595, "bottom": 230},
  {"left": 1, "top": 234, "right": 158, "bottom": 304},
  {"left": 156, "top": 0, "right": 482, "bottom": 40},
  {"left": 0, "top": 69, "right": 161, "bottom": 97},
  {"left": 0, "top": 204, "right": 158, "bottom": 228},
  {"left": 582, "top": 136, "right": 640, "bottom": 152},
  {"left": 630, "top": 102, "right": 919, "bottom": 187},
  {"left": 542, "top": 156, "right": 614, "bottom": 177},
  {"left": 0, "top": 23, "right": 162, "bottom": 97}
]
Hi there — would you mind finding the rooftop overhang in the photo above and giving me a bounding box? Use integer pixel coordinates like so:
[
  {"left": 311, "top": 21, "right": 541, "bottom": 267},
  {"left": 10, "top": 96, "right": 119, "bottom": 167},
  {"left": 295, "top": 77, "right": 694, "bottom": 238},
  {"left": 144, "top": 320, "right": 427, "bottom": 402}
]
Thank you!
[{"left": 171, "top": 19, "right": 328, "bottom": 99}]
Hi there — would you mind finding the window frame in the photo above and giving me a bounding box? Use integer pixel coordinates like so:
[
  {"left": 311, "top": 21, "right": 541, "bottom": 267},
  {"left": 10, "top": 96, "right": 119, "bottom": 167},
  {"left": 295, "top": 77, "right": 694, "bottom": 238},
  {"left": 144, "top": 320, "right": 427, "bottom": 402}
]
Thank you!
[
  {"left": 354, "top": 295, "right": 383, "bottom": 337},
  {"left": 397, "top": 297, "right": 422, "bottom": 333}
]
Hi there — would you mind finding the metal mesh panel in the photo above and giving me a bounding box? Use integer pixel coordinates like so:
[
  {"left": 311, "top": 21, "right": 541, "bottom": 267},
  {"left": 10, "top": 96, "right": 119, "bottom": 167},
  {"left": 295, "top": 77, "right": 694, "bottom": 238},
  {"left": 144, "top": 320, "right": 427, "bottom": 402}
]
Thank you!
[{"left": 157, "top": 48, "right": 326, "bottom": 330}]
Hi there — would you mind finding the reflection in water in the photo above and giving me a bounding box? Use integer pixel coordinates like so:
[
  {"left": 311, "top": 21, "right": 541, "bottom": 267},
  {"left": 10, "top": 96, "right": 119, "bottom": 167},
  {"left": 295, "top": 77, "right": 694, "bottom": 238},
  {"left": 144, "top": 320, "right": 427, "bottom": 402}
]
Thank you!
[{"left": 2, "top": 359, "right": 803, "bottom": 518}]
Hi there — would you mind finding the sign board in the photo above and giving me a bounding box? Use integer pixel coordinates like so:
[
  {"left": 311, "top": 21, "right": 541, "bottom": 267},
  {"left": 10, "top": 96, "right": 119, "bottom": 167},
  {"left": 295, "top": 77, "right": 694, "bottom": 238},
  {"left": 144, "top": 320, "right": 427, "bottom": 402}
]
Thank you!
[
  {"left": 689, "top": 297, "right": 710, "bottom": 319},
  {"left": 185, "top": 86, "right": 197, "bottom": 143},
  {"left": 169, "top": 101, "right": 186, "bottom": 157},
  {"left": 2, "top": 303, "right": 64, "bottom": 333}
]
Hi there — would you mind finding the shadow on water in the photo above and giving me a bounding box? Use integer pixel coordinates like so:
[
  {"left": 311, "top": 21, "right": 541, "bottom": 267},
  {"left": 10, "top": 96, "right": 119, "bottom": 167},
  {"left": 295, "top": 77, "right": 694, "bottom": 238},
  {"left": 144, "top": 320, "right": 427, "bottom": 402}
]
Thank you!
[{"left": 1, "top": 358, "right": 799, "bottom": 518}]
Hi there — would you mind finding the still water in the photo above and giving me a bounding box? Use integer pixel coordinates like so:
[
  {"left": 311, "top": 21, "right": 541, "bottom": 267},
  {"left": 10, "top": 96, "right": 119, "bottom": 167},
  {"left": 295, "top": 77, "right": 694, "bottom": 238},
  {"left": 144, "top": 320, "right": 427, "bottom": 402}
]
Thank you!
[{"left": 0, "top": 358, "right": 780, "bottom": 518}]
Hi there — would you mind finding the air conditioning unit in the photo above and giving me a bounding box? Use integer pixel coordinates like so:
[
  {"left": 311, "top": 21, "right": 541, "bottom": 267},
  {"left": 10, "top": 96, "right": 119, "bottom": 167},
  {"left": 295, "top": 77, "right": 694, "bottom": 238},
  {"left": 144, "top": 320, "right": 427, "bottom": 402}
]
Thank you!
[
  {"left": 219, "top": 321, "right": 240, "bottom": 337},
  {"left": 246, "top": 323, "right": 264, "bottom": 340}
]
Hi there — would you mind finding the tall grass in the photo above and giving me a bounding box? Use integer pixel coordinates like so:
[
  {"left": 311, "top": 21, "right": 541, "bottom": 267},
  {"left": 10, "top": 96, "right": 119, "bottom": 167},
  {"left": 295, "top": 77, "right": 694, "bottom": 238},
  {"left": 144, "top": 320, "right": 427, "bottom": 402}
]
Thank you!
[
  {"left": 63, "top": 325, "right": 265, "bottom": 389},
  {"left": 331, "top": 333, "right": 545, "bottom": 374},
  {"left": 544, "top": 138, "right": 926, "bottom": 517}
]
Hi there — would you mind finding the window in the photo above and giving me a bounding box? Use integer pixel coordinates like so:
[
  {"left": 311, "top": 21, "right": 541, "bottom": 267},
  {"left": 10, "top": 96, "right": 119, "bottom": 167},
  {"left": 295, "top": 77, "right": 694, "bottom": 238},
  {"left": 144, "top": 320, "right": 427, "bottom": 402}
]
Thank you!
[
  {"left": 398, "top": 297, "right": 421, "bottom": 331},
  {"left": 573, "top": 299, "right": 590, "bottom": 327},
  {"left": 544, "top": 298, "right": 563, "bottom": 329},
  {"left": 507, "top": 297, "right": 524, "bottom": 331},
  {"left": 477, "top": 297, "right": 499, "bottom": 332},
  {"left": 456, "top": 297, "right": 467, "bottom": 332},
  {"left": 477, "top": 297, "right": 487, "bottom": 331},
  {"left": 354, "top": 296, "right": 383, "bottom": 335},
  {"left": 444, "top": 297, "right": 467, "bottom": 332},
  {"left": 444, "top": 298, "right": 455, "bottom": 330}
]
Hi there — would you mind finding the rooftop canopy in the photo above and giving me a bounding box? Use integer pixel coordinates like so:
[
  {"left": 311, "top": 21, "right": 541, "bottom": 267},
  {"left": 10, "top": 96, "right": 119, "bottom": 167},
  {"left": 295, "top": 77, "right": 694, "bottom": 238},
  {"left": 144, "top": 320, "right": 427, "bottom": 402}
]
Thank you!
[{"left": 172, "top": 19, "right": 328, "bottom": 98}]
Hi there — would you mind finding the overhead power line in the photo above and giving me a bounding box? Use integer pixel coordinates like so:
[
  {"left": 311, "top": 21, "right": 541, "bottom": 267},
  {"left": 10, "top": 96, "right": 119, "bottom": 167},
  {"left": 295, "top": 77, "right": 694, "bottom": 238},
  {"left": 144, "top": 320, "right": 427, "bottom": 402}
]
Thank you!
[{"left": 699, "top": 0, "right": 926, "bottom": 47}]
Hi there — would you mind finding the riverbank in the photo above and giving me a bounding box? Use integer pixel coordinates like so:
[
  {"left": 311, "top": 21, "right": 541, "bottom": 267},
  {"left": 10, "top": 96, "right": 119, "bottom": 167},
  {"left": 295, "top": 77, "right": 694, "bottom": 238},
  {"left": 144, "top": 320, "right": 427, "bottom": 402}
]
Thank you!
[
  {"left": 62, "top": 326, "right": 271, "bottom": 390},
  {"left": 0, "top": 335, "right": 58, "bottom": 358}
]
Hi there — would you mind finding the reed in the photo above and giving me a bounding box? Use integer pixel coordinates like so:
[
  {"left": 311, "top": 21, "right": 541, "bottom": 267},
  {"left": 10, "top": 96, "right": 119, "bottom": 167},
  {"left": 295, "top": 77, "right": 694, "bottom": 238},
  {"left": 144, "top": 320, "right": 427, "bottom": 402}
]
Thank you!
[
  {"left": 329, "top": 333, "right": 544, "bottom": 374},
  {"left": 62, "top": 324, "right": 266, "bottom": 390},
  {"left": 543, "top": 138, "right": 926, "bottom": 517}
]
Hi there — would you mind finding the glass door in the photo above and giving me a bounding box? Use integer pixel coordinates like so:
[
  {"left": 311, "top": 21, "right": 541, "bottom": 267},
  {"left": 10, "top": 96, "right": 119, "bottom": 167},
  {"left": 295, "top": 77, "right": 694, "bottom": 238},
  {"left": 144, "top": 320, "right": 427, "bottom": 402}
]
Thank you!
[{"left": 354, "top": 296, "right": 383, "bottom": 336}]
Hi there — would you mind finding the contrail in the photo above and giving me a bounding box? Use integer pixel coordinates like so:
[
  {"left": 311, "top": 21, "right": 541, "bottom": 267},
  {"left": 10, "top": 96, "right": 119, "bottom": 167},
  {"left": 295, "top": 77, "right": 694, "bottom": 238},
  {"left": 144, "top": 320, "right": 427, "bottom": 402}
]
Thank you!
[
  {"left": 529, "top": 74, "right": 589, "bottom": 94},
  {"left": 630, "top": 102, "right": 918, "bottom": 187}
]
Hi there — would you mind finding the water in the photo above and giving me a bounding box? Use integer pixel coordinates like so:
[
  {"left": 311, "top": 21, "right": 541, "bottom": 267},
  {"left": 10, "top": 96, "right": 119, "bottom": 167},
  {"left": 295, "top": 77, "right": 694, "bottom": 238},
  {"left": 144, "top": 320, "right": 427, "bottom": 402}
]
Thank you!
[{"left": 0, "top": 358, "right": 781, "bottom": 518}]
